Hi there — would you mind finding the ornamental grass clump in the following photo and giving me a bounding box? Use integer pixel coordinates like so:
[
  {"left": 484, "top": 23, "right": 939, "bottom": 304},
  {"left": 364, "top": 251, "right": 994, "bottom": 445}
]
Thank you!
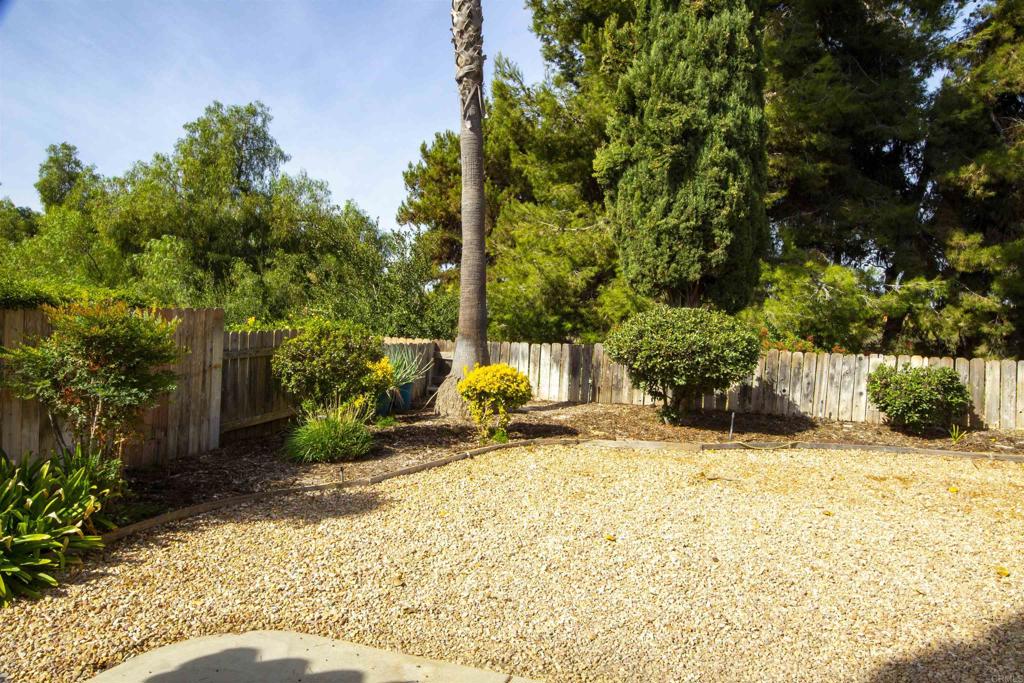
[
  {"left": 457, "top": 363, "right": 532, "bottom": 441},
  {"left": 605, "top": 305, "right": 760, "bottom": 422},
  {"left": 867, "top": 365, "right": 971, "bottom": 433},
  {"left": 284, "top": 400, "right": 374, "bottom": 464}
]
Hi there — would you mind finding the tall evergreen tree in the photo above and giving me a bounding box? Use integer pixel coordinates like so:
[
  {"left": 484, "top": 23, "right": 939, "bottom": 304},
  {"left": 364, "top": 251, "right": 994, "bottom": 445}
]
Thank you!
[
  {"left": 922, "top": 0, "right": 1023, "bottom": 355},
  {"left": 595, "top": 0, "right": 768, "bottom": 310},
  {"left": 763, "top": 1, "right": 956, "bottom": 274}
]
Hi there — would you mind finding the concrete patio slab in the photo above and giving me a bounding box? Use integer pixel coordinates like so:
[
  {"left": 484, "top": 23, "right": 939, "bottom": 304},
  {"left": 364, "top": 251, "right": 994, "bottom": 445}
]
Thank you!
[{"left": 89, "top": 631, "right": 536, "bottom": 683}]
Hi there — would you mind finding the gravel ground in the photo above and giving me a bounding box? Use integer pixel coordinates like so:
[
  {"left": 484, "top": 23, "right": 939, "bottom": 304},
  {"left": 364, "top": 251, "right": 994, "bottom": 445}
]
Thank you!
[
  {"left": 4, "top": 444, "right": 1022, "bottom": 682},
  {"left": 117, "top": 401, "right": 1023, "bottom": 525}
]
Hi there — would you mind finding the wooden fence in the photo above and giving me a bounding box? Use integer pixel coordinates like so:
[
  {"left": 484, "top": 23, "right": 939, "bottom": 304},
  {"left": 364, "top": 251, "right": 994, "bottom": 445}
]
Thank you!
[
  {"left": 436, "top": 340, "right": 1024, "bottom": 431},
  {"left": 0, "top": 308, "right": 225, "bottom": 466},
  {"left": 218, "top": 332, "right": 436, "bottom": 435},
  {"left": 4, "top": 306, "right": 1022, "bottom": 468}
]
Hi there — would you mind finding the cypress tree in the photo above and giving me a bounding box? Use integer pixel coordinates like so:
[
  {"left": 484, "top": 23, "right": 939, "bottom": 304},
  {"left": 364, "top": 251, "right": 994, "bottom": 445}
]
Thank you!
[{"left": 595, "top": 0, "right": 768, "bottom": 310}]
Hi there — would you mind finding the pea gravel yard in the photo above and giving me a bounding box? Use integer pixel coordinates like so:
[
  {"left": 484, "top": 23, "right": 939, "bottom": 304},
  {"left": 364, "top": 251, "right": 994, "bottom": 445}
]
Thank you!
[{"left": 3, "top": 444, "right": 1022, "bottom": 683}]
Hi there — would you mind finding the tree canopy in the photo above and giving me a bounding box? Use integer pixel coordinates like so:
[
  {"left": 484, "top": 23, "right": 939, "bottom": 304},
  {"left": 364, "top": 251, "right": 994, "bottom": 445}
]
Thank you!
[{"left": 3, "top": 0, "right": 1021, "bottom": 357}]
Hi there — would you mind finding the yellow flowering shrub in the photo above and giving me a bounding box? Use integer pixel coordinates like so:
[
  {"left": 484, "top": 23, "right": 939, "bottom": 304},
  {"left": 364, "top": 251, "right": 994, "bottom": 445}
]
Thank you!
[
  {"left": 457, "top": 363, "right": 532, "bottom": 440},
  {"left": 364, "top": 356, "right": 395, "bottom": 396}
]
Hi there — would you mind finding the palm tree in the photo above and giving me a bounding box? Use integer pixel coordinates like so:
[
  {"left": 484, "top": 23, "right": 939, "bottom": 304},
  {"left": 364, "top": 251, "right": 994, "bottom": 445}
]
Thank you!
[{"left": 436, "top": 0, "right": 489, "bottom": 417}]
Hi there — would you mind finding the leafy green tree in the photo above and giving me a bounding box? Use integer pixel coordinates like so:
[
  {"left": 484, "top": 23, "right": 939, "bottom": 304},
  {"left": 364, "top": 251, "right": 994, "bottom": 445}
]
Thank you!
[
  {"left": 397, "top": 131, "right": 464, "bottom": 268},
  {"left": 745, "top": 256, "right": 885, "bottom": 353},
  {"left": 596, "top": 0, "right": 769, "bottom": 310},
  {"left": 1, "top": 207, "right": 125, "bottom": 288},
  {"left": 34, "top": 143, "right": 101, "bottom": 211},
  {"left": 527, "top": 0, "right": 636, "bottom": 85},
  {"left": 488, "top": 201, "right": 645, "bottom": 342},
  {"left": 0, "top": 199, "right": 37, "bottom": 243},
  {"left": 922, "top": 0, "right": 1023, "bottom": 356}
]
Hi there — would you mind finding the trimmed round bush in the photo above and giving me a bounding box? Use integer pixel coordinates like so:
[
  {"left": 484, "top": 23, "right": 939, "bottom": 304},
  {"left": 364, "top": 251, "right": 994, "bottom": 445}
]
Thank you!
[
  {"left": 605, "top": 305, "right": 760, "bottom": 417},
  {"left": 284, "top": 412, "right": 373, "bottom": 463},
  {"left": 271, "top": 317, "right": 383, "bottom": 408},
  {"left": 867, "top": 365, "right": 971, "bottom": 433},
  {"left": 457, "top": 363, "right": 532, "bottom": 440}
]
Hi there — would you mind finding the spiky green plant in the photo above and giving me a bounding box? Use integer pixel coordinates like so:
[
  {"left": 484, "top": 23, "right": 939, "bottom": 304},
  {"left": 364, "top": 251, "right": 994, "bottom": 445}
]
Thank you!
[
  {"left": 0, "top": 453, "right": 105, "bottom": 606},
  {"left": 284, "top": 401, "right": 374, "bottom": 464}
]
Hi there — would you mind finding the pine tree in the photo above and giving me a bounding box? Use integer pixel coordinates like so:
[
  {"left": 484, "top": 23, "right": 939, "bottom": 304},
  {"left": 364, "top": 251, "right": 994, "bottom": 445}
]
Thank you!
[
  {"left": 921, "top": 0, "right": 1024, "bottom": 355},
  {"left": 763, "top": 1, "right": 955, "bottom": 275},
  {"left": 595, "top": 0, "right": 768, "bottom": 310}
]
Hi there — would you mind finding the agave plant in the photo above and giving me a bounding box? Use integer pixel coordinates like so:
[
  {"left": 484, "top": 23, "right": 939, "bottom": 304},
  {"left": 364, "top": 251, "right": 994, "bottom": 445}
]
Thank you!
[
  {"left": 388, "top": 347, "right": 433, "bottom": 386},
  {"left": 1, "top": 453, "right": 105, "bottom": 606},
  {"left": 385, "top": 347, "right": 433, "bottom": 410}
]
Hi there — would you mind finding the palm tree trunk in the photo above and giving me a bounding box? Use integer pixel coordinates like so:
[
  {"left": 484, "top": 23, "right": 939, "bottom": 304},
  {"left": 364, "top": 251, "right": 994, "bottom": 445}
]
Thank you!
[{"left": 437, "top": 0, "right": 489, "bottom": 418}]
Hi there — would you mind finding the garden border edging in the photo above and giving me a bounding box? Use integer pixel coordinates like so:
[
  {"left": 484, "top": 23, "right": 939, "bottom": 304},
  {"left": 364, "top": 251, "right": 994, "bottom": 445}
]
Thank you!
[{"left": 101, "top": 436, "right": 1021, "bottom": 545}]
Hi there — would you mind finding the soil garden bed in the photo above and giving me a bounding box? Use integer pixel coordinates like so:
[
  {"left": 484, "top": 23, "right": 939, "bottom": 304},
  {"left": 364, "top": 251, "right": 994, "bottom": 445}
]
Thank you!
[{"left": 116, "top": 401, "right": 1024, "bottom": 526}]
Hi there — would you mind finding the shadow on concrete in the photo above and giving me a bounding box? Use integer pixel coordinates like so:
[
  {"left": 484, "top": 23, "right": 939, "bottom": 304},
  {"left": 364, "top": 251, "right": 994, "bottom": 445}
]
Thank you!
[
  {"left": 866, "top": 610, "right": 1024, "bottom": 682},
  {"left": 143, "top": 646, "right": 381, "bottom": 683}
]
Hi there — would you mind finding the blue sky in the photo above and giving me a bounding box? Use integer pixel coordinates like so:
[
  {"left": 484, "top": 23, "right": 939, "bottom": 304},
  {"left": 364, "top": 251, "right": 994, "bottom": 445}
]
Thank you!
[{"left": 0, "top": 0, "right": 545, "bottom": 230}]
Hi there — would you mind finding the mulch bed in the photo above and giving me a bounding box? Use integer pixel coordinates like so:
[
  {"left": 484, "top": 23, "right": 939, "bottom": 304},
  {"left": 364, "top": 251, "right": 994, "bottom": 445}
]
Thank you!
[{"left": 116, "top": 401, "right": 1024, "bottom": 525}]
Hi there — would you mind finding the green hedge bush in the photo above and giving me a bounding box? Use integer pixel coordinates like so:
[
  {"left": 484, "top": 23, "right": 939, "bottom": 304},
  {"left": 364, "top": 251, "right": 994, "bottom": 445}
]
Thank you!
[
  {"left": 867, "top": 365, "right": 971, "bottom": 433},
  {"left": 605, "top": 305, "right": 760, "bottom": 419},
  {"left": 272, "top": 318, "right": 383, "bottom": 408},
  {"left": 0, "top": 454, "right": 106, "bottom": 606}
]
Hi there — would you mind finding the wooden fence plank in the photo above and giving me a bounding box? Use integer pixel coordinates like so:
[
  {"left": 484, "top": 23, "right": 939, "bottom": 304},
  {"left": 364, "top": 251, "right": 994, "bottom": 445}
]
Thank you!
[
  {"left": 2, "top": 310, "right": 24, "bottom": 459},
  {"left": 852, "top": 355, "right": 869, "bottom": 423},
  {"left": 763, "top": 350, "right": 779, "bottom": 415},
  {"left": 838, "top": 354, "right": 856, "bottom": 422},
  {"left": 550, "top": 344, "right": 564, "bottom": 401},
  {"left": 1017, "top": 361, "right": 1024, "bottom": 431},
  {"left": 538, "top": 343, "right": 552, "bottom": 400},
  {"left": 566, "top": 345, "right": 581, "bottom": 402},
  {"left": 776, "top": 351, "right": 791, "bottom": 415},
  {"left": 598, "top": 345, "right": 613, "bottom": 404},
  {"left": 20, "top": 310, "right": 43, "bottom": 458},
  {"left": 1001, "top": 359, "right": 1016, "bottom": 430},
  {"left": 969, "top": 357, "right": 986, "bottom": 428},
  {"left": 800, "top": 353, "right": 817, "bottom": 416},
  {"left": 825, "top": 353, "right": 843, "bottom": 421},
  {"left": 787, "top": 352, "right": 804, "bottom": 416},
  {"left": 812, "top": 353, "right": 829, "bottom": 419},
  {"left": 750, "top": 355, "right": 765, "bottom": 413},
  {"left": 985, "top": 360, "right": 1001, "bottom": 429},
  {"left": 529, "top": 344, "right": 542, "bottom": 398}
]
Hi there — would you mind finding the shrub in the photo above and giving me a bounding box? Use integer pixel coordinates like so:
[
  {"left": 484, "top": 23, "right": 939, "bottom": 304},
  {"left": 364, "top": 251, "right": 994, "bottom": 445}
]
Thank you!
[
  {"left": 457, "top": 364, "right": 532, "bottom": 441},
  {"left": 605, "top": 305, "right": 760, "bottom": 419},
  {"left": 271, "top": 317, "right": 383, "bottom": 408},
  {"left": 0, "top": 276, "right": 147, "bottom": 310},
  {"left": 867, "top": 364, "right": 971, "bottom": 433},
  {"left": 284, "top": 403, "right": 373, "bottom": 463},
  {"left": 1, "top": 302, "right": 179, "bottom": 460},
  {"left": 0, "top": 453, "right": 105, "bottom": 606}
]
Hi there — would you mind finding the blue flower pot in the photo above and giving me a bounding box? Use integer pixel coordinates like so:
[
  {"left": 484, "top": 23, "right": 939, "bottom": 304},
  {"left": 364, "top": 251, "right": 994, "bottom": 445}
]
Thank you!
[
  {"left": 376, "top": 392, "right": 393, "bottom": 417},
  {"left": 397, "top": 382, "right": 414, "bottom": 410}
]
